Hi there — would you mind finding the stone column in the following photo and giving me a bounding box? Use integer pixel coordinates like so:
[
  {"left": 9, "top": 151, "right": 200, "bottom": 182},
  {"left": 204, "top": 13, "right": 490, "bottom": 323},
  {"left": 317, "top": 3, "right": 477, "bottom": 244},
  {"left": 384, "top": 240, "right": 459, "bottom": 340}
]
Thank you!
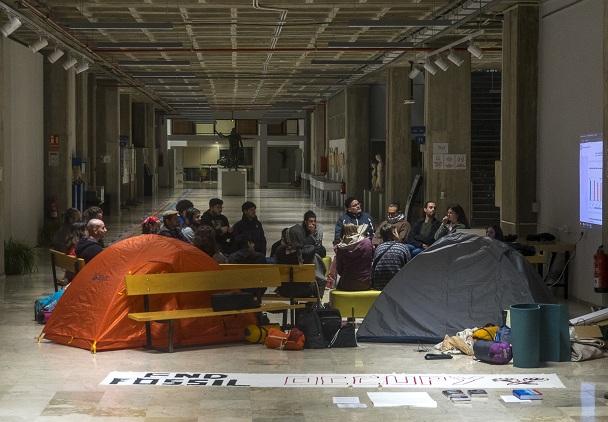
[
  {"left": 386, "top": 67, "right": 412, "bottom": 210},
  {"left": 312, "top": 103, "right": 326, "bottom": 175},
  {"left": 255, "top": 123, "right": 268, "bottom": 188},
  {"left": 156, "top": 110, "right": 169, "bottom": 188},
  {"left": 87, "top": 74, "right": 97, "bottom": 188},
  {"left": 96, "top": 83, "right": 121, "bottom": 216},
  {"left": 119, "top": 93, "right": 132, "bottom": 204},
  {"left": 0, "top": 38, "right": 5, "bottom": 276},
  {"left": 44, "top": 61, "right": 76, "bottom": 212},
  {"left": 603, "top": 2, "right": 608, "bottom": 248},
  {"left": 75, "top": 73, "right": 88, "bottom": 168},
  {"left": 500, "top": 4, "right": 539, "bottom": 236},
  {"left": 424, "top": 55, "right": 472, "bottom": 218},
  {"left": 303, "top": 111, "right": 311, "bottom": 174},
  {"left": 145, "top": 103, "right": 157, "bottom": 194},
  {"left": 345, "top": 86, "right": 370, "bottom": 201}
]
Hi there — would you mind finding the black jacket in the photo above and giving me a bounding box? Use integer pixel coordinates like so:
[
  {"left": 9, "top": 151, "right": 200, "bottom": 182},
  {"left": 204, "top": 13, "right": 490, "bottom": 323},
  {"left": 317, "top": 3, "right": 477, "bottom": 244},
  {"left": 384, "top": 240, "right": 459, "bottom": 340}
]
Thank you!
[
  {"left": 407, "top": 218, "right": 441, "bottom": 248},
  {"left": 333, "top": 211, "right": 374, "bottom": 244},
  {"left": 200, "top": 210, "right": 232, "bottom": 253},
  {"left": 232, "top": 216, "right": 267, "bottom": 256},
  {"left": 75, "top": 237, "right": 103, "bottom": 263}
]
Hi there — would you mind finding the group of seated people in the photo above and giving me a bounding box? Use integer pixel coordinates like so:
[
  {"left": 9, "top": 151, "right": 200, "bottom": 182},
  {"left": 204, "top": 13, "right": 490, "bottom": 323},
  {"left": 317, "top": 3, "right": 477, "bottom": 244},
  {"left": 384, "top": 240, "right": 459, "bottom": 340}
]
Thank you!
[
  {"left": 50, "top": 196, "right": 502, "bottom": 296},
  {"left": 331, "top": 197, "right": 479, "bottom": 292}
]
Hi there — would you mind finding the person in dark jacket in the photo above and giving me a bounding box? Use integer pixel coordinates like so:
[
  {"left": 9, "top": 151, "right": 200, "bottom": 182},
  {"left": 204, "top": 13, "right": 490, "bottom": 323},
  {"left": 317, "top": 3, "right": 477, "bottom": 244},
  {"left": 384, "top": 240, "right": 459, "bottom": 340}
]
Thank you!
[
  {"left": 51, "top": 208, "right": 82, "bottom": 252},
  {"left": 158, "top": 210, "right": 189, "bottom": 242},
  {"left": 333, "top": 197, "right": 374, "bottom": 244},
  {"left": 302, "top": 210, "right": 326, "bottom": 257},
  {"left": 75, "top": 219, "right": 106, "bottom": 263},
  {"left": 335, "top": 223, "right": 373, "bottom": 291},
  {"left": 372, "top": 224, "right": 411, "bottom": 290},
  {"left": 200, "top": 197, "right": 232, "bottom": 254},
  {"left": 232, "top": 201, "right": 267, "bottom": 256},
  {"left": 407, "top": 201, "right": 441, "bottom": 250}
]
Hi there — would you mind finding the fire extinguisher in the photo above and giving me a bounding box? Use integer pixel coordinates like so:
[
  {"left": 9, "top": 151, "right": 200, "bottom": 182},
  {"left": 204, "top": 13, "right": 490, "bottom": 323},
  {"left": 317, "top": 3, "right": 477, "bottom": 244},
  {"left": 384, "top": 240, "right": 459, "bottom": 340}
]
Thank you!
[
  {"left": 340, "top": 180, "right": 346, "bottom": 195},
  {"left": 593, "top": 245, "right": 608, "bottom": 293}
]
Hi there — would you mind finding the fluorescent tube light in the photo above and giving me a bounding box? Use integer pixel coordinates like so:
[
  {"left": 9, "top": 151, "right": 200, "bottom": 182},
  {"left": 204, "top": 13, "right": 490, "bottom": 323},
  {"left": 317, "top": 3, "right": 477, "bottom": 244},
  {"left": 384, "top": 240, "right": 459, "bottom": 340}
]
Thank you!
[
  {"left": 1, "top": 16, "right": 21, "bottom": 37},
  {"left": 327, "top": 41, "right": 413, "bottom": 49},
  {"left": 95, "top": 42, "right": 182, "bottom": 49},
  {"left": 29, "top": 38, "right": 48, "bottom": 53},
  {"left": 311, "top": 59, "right": 383, "bottom": 65},
  {"left": 118, "top": 60, "right": 191, "bottom": 66}
]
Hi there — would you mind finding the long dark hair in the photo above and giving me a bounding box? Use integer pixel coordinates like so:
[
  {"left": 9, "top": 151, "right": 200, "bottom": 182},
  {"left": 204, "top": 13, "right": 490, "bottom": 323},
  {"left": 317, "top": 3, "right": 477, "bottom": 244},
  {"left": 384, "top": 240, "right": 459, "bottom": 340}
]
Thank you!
[
  {"left": 192, "top": 226, "right": 218, "bottom": 257},
  {"left": 448, "top": 204, "right": 469, "bottom": 228}
]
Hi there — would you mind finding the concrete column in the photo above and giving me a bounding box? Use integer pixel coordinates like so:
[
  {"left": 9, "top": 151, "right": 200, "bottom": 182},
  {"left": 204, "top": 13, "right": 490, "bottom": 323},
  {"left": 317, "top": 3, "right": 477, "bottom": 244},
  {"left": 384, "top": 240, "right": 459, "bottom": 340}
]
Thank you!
[
  {"left": 87, "top": 74, "right": 97, "bottom": 187},
  {"left": 255, "top": 123, "right": 268, "bottom": 187},
  {"left": 119, "top": 93, "right": 132, "bottom": 203},
  {"left": 75, "top": 73, "right": 88, "bottom": 167},
  {"left": 156, "top": 110, "right": 170, "bottom": 188},
  {"left": 44, "top": 61, "right": 76, "bottom": 211},
  {"left": 303, "top": 111, "right": 311, "bottom": 174},
  {"left": 500, "top": 4, "right": 539, "bottom": 236},
  {"left": 345, "top": 86, "right": 370, "bottom": 200},
  {"left": 0, "top": 38, "right": 5, "bottom": 276},
  {"left": 96, "top": 83, "right": 120, "bottom": 216},
  {"left": 424, "top": 55, "right": 472, "bottom": 218},
  {"left": 386, "top": 67, "right": 412, "bottom": 209},
  {"left": 312, "top": 103, "right": 326, "bottom": 175},
  {"left": 145, "top": 104, "right": 157, "bottom": 194}
]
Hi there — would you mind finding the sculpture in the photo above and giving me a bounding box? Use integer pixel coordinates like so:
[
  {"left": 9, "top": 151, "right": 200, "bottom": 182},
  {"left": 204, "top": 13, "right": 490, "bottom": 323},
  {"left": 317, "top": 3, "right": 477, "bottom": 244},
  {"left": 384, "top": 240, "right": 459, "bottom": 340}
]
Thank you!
[
  {"left": 216, "top": 128, "right": 244, "bottom": 170},
  {"left": 370, "top": 161, "right": 378, "bottom": 190},
  {"left": 374, "top": 153, "right": 384, "bottom": 192}
]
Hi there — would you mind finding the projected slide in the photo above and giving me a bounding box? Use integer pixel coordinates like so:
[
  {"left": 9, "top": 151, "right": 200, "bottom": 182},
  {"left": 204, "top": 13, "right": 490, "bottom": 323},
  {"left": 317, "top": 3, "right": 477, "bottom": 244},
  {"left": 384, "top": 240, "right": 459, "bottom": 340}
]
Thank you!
[{"left": 579, "top": 135, "right": 603, "bottom": 226}]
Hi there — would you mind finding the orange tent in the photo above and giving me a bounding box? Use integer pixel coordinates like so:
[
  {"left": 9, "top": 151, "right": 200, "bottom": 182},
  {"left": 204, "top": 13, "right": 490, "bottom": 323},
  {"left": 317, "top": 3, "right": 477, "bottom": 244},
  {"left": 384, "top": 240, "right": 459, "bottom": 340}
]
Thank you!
[{"left": 42, "top": 235, "right": 256, "bottom": 352}]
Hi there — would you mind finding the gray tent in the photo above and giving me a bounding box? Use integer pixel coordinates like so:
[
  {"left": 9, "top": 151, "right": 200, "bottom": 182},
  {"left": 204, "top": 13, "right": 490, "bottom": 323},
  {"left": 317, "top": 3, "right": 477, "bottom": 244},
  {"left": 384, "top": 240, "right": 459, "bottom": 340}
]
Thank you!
[{"left": 357, "top": 233, "right": 554, "bottom": 343}]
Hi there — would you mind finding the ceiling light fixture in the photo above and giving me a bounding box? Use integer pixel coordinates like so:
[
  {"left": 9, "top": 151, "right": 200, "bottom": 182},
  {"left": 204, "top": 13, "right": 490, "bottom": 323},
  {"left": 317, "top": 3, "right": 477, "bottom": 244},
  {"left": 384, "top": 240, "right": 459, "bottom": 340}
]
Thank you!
[
  {"left": 403, "top": 98, "right": 416, "bottom": 105},
  {"left": 1, "top": 16, "right": 21, "bottom": 37},
  {"left": 447, "top": 49, "right": 464, "bottom": 67},
  {"left": 408, "top": 65, "right": 421, "bottom": 80},
  {"left": 63, "top": 56, "right": 77, "bottom": 70},
  {"left": 47, "top": 48, "right": 65, "bottom": 64},
  {"left": 68, "top": 22, "right": 173, "bottom": 30},
  {"left": 423, "top": 61, "right": 438, "bottom": 76},
  {"left": 467, "top": 43, "right": 484, "bottom": 59},
  {"left": 29, "top": 37, "right": 48, "bottom": 53},
  {"left": 434, "top": 56, "right": 449, "bottom": 71},
  {"left": 75, "top": 61, "right": 90, "bottom": 74},
  {"left": 348, "top": 18, "right": 452, "bottom": 28}
]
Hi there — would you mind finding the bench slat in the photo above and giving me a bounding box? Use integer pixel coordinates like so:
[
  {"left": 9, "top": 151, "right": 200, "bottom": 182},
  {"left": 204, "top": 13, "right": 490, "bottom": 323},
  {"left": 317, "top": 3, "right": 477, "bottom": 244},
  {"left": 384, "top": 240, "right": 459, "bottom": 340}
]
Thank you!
[
  {"left": 125, "top": 267, "right": 283, "bottom": 296},
  {"left": 50, "top": 249, "right": 85, "bottom": 272},
  {"left": 219, "top": 264, "right": 316, "bottom": 283},
  {"left": 128, "top": 302, "right": 305, "bottom": 322}
]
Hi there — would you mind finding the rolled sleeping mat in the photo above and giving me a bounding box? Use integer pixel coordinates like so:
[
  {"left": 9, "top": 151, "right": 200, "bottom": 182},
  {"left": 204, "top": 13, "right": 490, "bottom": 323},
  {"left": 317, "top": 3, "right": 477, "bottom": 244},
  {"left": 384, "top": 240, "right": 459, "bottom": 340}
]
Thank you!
[
  {"left": 539, "top": 303, "right": 570, "bottom": 362},
  {"left": 510, "top": 304, "right": 542, "bottom": 368}
]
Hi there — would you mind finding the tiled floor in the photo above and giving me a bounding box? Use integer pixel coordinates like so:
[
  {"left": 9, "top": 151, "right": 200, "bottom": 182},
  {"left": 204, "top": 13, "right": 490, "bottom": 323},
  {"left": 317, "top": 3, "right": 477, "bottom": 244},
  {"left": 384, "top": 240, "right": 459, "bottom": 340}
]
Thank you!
[{"left": 1, "top": 187, "right": 607, "bottom": 421}]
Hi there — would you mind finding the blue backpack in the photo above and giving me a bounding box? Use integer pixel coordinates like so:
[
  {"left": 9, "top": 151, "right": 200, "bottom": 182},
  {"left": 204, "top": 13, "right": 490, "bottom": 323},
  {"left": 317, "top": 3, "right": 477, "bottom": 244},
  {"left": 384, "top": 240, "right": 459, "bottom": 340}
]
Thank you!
[{"left": 34, "top": 290, "right": 64, "bottom": 324}]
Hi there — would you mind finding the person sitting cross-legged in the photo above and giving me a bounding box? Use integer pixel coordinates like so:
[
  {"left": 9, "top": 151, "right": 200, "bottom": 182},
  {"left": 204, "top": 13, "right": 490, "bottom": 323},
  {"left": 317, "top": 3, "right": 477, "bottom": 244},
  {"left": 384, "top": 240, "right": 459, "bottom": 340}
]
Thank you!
[
  {"left": 371, "top": 224, "right": 412, "bottom": 291},
  {"left": 335, "top": 223, "right": 373, "bottom": 291}
]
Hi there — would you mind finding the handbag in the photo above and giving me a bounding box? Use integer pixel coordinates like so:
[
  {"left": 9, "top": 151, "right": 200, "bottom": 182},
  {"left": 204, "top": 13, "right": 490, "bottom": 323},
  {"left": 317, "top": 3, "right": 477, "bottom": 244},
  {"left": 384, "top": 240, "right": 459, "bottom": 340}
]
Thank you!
[
  {"left": 211, "top": 292, "right": 259, "bottom": 312},
  {"left": 328, "top": 322, "right": 357, "bottom": 348},
  {"left": 473, "top": 340, "right": 513, "bottom": 364}
]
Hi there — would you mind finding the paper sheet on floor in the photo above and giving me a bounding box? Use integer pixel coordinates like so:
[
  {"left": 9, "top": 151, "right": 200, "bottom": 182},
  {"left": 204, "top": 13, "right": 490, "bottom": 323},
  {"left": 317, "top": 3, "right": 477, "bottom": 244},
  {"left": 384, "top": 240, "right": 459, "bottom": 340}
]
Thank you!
[
  {"left": 501, "top": 395, "right": 532, "bottom": 403},
  {"left": 367, "top": 392, "right": 437, "bottom": 408},
  {"left": 332, "top": 397, "right": 360, "bottom": 404}
]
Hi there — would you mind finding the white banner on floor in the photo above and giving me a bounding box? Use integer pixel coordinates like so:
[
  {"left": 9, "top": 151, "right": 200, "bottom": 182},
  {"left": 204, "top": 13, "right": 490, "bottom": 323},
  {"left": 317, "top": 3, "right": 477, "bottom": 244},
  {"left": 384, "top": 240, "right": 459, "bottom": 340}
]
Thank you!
[{"left": 101, "top": 372, "right": 565, "bottom": 389}]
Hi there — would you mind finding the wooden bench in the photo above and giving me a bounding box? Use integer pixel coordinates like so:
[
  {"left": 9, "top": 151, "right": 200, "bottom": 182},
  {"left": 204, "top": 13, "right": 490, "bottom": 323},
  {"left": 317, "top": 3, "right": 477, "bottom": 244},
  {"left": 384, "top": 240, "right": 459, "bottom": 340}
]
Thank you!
[
  {"left": 220, "top": 263, "right": 320, "bottom": 324},
  {"left": 49, "top": 249, "right": 85, "bottom": 292},
  {"left": 125, "top": 266, "right": 309, "bottom": 352}
]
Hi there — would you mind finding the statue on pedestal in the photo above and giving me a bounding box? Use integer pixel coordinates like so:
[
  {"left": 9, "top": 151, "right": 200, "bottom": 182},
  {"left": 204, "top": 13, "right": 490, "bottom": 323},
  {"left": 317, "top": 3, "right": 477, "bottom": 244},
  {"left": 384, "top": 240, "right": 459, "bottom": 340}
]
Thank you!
[
  {"left": 216, "top": 128, "right": 243, "bottom": 170},
  {"left": 374, "top": 154, "right": 384, "bottom": 192},
  {"left": 370, "top": 161, "right": 378, "bottom": 191}
]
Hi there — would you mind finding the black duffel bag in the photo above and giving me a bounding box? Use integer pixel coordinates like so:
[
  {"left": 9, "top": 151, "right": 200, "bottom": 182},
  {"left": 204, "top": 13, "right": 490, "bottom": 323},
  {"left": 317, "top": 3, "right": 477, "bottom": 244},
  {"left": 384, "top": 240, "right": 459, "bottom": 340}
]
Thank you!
[{"left": 211, "top": 292, "right": 259, "bottom": 312}]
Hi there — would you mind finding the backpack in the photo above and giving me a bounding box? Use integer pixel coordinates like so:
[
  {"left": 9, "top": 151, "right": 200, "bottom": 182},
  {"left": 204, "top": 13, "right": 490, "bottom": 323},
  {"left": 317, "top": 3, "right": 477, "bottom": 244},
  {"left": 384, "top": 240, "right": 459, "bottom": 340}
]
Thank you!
[
  {"left": 34, "top": 290, "right": 64, "bottom": 324},
  {"left": 296, "top": 304, "right": 343, "bottom": 349},
  {"left": 473, "top": 340, "right": 513, "bottom": 364}
]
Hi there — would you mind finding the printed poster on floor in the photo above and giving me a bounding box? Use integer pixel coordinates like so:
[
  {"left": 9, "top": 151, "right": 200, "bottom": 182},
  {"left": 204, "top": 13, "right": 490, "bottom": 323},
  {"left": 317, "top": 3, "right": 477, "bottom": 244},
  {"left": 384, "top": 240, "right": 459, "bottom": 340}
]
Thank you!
[{"left": 101, "top": 372, "right": 565, "bottom": 389}]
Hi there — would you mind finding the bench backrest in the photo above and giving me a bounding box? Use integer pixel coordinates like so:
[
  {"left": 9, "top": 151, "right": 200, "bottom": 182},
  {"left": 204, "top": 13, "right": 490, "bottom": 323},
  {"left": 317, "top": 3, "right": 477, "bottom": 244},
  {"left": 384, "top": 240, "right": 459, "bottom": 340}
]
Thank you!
[
  {"left": 49, "top": 249, "right": 85, "bottom": 273},
  {"left": 219, "top": 264, "right": 316, "bottom": 283},
  {"left": 125, "top": 266, "right": 283, "bottom": 296}
]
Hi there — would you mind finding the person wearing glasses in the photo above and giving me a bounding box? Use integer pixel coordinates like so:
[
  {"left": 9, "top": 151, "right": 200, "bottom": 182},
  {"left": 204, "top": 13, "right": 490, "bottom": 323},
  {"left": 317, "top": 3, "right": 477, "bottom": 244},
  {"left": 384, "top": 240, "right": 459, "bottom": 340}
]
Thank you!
[
  {"left": 434, "top": 204, "right": 470, "bottom": 241},
  {"left": 333, "top": 196, "right": 374, "bottom": 245}
]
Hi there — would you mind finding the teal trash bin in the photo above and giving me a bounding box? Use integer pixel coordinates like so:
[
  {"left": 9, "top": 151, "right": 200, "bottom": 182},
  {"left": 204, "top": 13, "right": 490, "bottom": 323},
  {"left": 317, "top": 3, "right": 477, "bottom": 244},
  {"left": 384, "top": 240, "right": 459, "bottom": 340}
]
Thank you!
[
  {"left": 540, "top": 303, "right": 570, "bottom": 362},
  {"left": 510, "top": 304, "right": 542, "bottom": 368}
]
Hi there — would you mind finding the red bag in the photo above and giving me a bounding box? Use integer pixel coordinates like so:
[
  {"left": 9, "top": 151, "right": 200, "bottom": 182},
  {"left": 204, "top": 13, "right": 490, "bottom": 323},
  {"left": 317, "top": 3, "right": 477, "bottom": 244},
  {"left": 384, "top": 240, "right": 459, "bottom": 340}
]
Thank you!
[{"left": 264, "top": 327, "right": 305, "bottom": 351}]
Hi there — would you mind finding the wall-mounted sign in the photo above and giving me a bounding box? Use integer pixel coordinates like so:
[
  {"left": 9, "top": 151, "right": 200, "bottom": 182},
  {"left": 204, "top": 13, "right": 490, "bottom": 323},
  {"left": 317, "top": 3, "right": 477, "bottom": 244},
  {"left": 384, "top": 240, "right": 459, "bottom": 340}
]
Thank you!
[
  {"left": 432, "top": 154, "right": 466, "bottom": 170},
  {"left": 411, "top": 126, "right": 426, "bottom": 135},
  {"left": 48, "top": 151, "right": 60, "bottom": 167},
  {"left": 49, "top": 135, "right": 59, "bottom": 150},
  {"left": 432, "top": 143, "right": 449, "bottom": 154}
]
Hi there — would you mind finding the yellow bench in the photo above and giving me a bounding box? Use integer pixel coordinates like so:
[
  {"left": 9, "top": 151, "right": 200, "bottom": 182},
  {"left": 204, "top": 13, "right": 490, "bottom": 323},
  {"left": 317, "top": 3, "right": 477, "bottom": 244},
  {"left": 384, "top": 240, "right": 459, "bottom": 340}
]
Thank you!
[
  {"left": 126, "top": 265, "right": 314, "bottom": 352},
  {"left": 49, "top": 249, "right": 85, "bottom": 292},
  {"left": 329, "top": 289, "right": 382, "bottom": 318}
]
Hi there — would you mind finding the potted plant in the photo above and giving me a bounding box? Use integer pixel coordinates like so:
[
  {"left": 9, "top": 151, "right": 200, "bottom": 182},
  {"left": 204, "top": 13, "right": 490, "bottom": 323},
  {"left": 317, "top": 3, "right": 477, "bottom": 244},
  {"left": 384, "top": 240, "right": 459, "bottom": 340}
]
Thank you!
[{"left": 4, "top": 238, "right": 36, "bottom": 275}]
